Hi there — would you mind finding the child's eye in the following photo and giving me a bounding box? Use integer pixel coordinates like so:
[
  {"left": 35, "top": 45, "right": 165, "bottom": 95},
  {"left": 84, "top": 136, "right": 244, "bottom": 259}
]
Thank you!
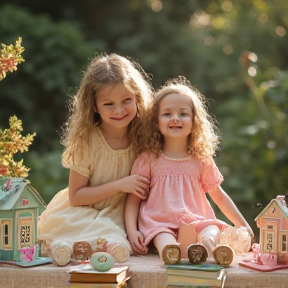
[
  {"left": 104, "top": 103, "right": 113, "bottom": 106},
  {"left": 124, "top": 98, "right": 132, "bottom": 103},
  {"left": 162, "top": 113, "right": 170, "bottom": 116},
  {"left": 181, "top": 113, "right": 188, "bottom": 116}
]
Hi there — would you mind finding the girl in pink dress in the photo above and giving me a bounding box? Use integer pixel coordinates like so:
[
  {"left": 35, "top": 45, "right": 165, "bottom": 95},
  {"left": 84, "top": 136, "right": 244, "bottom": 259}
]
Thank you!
[{"left": 125, "top": 77, "right": 254, "bottom": 265}]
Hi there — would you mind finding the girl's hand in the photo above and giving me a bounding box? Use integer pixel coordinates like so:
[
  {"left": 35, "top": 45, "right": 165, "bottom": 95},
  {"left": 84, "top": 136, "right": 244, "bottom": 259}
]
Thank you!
[
  {"left": 128, "top": 230, "right": 148, "bottom": 255},
  {"left": 119, "top": 175, "right": 150, "bottom": 200}
]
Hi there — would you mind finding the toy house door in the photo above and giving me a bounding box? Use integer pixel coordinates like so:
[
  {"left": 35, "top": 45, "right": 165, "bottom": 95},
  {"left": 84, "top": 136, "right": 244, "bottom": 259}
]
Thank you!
[
  {"left": 261, "top": 218, "right": 280, "bottom": 253},
  {"left": 18, "top": 217, "right": 34, "bottom": 247}
]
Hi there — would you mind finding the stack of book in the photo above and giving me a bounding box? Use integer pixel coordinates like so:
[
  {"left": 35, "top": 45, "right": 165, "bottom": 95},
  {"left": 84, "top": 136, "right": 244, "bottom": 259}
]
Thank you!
[
  {"left": 69, "top": 265, "right": 130, "bottom": 288},
  {"left": 165, "top": 263, "right": 226, "bottom": 288}
]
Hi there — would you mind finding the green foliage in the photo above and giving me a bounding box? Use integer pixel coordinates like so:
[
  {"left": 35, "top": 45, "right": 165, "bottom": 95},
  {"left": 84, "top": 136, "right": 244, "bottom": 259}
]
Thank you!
[
  {"left": 0, "top": 116, "right": 36, "bottom": 178},
  {"left": 0, "top": 5, "right": 94, "bottom": 152},
  {"left": 214, "top": 67, "right": 288, "bottom": 241},
  {"left": 0, "top": 4, "right": 93, "bottom": 201}
]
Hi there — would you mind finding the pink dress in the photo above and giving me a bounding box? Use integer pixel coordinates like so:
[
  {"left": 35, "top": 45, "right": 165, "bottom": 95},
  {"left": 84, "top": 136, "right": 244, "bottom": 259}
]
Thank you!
[{"left": 131, "top": 152, "right": 228, "bottom": 246}]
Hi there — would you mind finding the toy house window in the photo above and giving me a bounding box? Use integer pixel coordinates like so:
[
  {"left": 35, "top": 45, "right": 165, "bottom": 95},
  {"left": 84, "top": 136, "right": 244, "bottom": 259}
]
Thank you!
[
  {"left": 267, "top": 225, "right": 274, "bottom": 229},
  {"left": 4, "top": 225, "right": 8, "bottom": 244},
  {"left": 281, "top": 234, "right": 288, "bottom": 252},
  {"left": 1, "top": 220, "right": 12, "bottom": 249},
  {"left": 265, "top": 233, "right": 274, "bottom": 251}
]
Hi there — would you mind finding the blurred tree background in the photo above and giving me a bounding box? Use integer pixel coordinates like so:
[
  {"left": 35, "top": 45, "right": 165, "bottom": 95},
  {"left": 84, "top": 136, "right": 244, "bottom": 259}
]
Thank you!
[{"left": 1, "top": 0, "right": 288, "bottom": 241}]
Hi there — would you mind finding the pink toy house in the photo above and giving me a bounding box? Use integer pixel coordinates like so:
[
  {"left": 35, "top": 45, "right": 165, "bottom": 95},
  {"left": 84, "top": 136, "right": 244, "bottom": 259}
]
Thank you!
[{"left": 255, "top": 195, "right": 288, "bottom": 265}]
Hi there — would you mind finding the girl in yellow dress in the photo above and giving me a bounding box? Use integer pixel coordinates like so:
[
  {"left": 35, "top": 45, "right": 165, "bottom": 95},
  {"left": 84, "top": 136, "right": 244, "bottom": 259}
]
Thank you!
[{"left": 39, "top": 53, "right": 152, "bottom": 266}]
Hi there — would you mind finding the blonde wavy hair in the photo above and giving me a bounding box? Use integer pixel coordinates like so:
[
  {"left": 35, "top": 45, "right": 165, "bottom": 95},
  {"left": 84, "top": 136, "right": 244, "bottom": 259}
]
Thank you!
[
  {"left": 61, "top": 53, "right": 153, "bottom": 160},
  {"left": 145, "top": 77, "right": 220, "bottom": 161}
]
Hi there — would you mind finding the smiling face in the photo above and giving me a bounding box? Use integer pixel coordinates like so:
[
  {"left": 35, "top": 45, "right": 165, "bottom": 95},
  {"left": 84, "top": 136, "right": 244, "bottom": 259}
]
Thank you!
[
  {"left": 158, "top": 93, "right": 193, "bottom": 140},
  {"left": 95, "top": 82, "right": 137, "bottom": 131}
]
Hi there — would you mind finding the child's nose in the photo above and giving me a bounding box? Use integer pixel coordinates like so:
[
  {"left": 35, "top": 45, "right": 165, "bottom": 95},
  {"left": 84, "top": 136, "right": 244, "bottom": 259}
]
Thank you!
[
  {"left": 172, "top": 115, "right": 179, "bottom": 122},
  {"left": 115, "top": 105, "right": 124, "bottom": 114}
]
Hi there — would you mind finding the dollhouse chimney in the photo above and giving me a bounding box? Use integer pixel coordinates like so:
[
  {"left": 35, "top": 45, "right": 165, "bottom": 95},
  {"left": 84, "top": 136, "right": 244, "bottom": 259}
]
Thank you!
[{"left": 276, "top": 195, "right": 287, "bottom": 207}]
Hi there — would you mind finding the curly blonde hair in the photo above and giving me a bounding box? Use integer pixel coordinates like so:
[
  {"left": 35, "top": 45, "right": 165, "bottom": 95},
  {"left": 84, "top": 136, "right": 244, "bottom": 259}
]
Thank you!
[
  {"left": 145, "top": 77, "right": 220, "bottom": 161},
  {"left": 61, "top": 53, "right": 153, "bottom": 160}
]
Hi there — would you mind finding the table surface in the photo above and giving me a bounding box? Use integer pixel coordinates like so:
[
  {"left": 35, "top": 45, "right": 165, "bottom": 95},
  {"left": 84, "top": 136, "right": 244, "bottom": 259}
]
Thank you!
[{"left": 1, "top": 252, "right": 288, "bottom": 288}]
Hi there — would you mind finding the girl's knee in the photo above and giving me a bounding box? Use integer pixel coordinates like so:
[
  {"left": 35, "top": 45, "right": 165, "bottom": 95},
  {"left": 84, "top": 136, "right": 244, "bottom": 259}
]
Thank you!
[{"left": 198, "top": 225, "right": 221, "bottom": 241}]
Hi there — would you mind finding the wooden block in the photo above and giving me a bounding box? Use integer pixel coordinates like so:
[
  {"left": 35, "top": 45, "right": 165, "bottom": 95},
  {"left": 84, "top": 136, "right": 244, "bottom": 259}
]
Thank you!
[{"left": 177, "top": 224, "right": 197, "bottom": 258}]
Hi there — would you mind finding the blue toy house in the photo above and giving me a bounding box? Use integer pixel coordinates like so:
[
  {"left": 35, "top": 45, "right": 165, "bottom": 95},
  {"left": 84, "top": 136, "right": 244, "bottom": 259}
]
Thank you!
[{"left": 0, "top": 177, "right": 46, "bottom": 262}]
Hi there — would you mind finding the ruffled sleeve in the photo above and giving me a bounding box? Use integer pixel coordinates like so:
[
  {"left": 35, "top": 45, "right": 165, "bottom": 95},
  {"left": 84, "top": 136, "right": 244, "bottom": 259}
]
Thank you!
[
  {"left": 200, "top": 158, "right": 224, "bottom": 192},
  {"left": 62, "top": 141, "right": 94, "bottom": 178},
  {"left": 131, "top": 152, "right": 152, "bottom": 180}
]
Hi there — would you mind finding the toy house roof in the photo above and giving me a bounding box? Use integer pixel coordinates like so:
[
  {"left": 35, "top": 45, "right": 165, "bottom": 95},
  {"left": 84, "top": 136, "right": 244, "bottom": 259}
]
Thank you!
[
  {"left": 0, "top": 177, "right": 46, "bottom": 210},
  {"left": 255, "top": 196, "right": 288, "bottom": 223}
]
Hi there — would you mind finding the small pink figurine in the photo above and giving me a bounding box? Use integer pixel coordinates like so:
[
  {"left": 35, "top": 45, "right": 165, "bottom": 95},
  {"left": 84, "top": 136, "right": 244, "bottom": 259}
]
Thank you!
[
  {"left": 251, "top": 243, "right": 262, "bottom": 264},
  {"left": 19, "top": 246, "right": 35, "bottom": 262}
]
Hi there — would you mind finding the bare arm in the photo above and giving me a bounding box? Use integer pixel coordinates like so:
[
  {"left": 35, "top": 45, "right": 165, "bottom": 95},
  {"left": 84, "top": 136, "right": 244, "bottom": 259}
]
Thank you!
[
  {"left": 125, "top": 193, "right": 148, "bottom": 255},
  {"left": 68, "top": 169, "right": 149, "bottom": 206},
  {"left": 208, "top": 185, "right": 254, "bottom": 239}
]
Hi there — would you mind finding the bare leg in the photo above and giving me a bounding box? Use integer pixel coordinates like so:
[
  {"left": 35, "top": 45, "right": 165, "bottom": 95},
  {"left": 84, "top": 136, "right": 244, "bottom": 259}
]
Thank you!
[
  {"left": 198, "top": 225, "right": 221, "bottom": 258},
  {"left": 153, "top": 232, "right": 178, "bottom": 258},
  {"left": 153, "top": 232, "right": 181, "bottom": 264},
  {"left": 199, "top": 225, "right": 221, "bottom": 242},
  {"left": 199, "top": 225, "right": 234, "bottom": 266}
]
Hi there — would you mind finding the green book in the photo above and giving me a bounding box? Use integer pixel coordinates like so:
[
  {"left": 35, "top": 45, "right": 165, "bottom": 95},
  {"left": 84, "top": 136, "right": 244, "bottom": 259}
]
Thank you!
[
  {"left": 166, "top": 263, "right": 226, "bottom": 282},
  {"left": 165, "top": 270, "right": 226, "bottom": 288},
  {"left": 166, "top": 263, "right": 224, "bottom": 271}
]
